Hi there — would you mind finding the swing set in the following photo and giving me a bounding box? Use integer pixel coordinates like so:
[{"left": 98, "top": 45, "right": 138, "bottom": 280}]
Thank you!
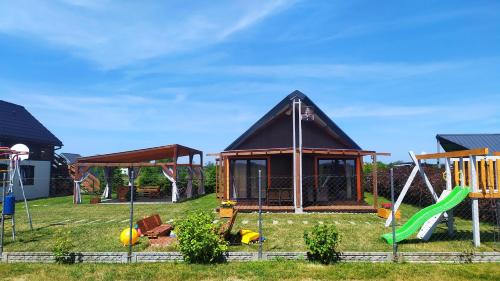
[
  {"left": 386, "top": 148, "right": 499, "bottom": 247},
  {"left": 0, "top": 144, "right": 33, "bottom": 254}
]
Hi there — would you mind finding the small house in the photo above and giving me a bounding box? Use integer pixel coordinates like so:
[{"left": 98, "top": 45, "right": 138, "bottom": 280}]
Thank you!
[
  {"left": 0, "top": 100, "right": 63, "bottom": 200},
  {"left": 214, "top": 91, "right": 386, "bottom": 213}
]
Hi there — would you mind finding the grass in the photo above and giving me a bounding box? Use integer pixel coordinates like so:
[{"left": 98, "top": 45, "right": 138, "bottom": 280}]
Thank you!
[
  {"left": 1, "top": 193, "right": 498, "bottom": 252},
  {"left": 0, "top": 261, "right": 498, "bottom": 281}
]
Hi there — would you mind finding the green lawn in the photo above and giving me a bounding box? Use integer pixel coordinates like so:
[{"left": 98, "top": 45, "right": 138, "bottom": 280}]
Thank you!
[
  {"left": 0, "top": 261, "right": 498, "bottom": 281},
  {"left": 1, "top": 193, "right": 498, "bottom": 252}
]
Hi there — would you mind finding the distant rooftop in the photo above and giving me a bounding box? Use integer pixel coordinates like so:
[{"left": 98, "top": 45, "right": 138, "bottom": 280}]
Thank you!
[
  {"left": 60, "top": 153, "right": 82, "bottom": 164},
  {"left": 437, "top": 134, "right": 500, "bottom": 153},
  {"left": 0, "top": 100, "right": 63, "bottom": 146}
]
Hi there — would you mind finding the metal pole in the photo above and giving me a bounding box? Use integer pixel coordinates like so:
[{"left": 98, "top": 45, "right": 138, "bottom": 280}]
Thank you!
[
  {"left": 0, "top": 173, "right": 6, "bottom": 255},
  {"left": 258, "top": 169, "right": 263, "bottom": 260},
  {"left": 292, "top": 100, "right": 297, "bottom": 209},
  {"left": 298, "top": 99, "right": 303, "bottom": 211},
  {"left": 128, "top": 169, "right": 135, "bottom": 263},
  {"left": 390, "top": 168, "right": 397, "bottom": 261},
  {"left": 16, "top": 158, "right": 32, "bottom": 230}
]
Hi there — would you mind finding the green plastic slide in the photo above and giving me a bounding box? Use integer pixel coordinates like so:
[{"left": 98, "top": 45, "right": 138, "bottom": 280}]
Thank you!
[{"left": 381, "top": 186, "right": 470, "bottom": 244}]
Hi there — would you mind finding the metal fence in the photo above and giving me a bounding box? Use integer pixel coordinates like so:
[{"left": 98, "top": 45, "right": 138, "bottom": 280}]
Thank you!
[
  {"left": 0, "top": 170, "right": 498, "bottom": 257},
  {"left": 367, "top": 166, "right": 500, "bottom": 254}
]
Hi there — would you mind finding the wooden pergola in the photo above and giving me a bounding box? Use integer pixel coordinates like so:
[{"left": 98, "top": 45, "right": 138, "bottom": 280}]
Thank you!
[
  {"left": 73, "top": 144, "right": 203, "bottom": 204},
  {"left": 209, "top": 147, "right": 390, "bottom": 212}
]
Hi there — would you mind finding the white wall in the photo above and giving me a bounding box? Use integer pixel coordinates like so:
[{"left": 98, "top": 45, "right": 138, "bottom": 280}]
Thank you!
[{"left": 0, "top": 160, "right": 51, "bottom": 201}]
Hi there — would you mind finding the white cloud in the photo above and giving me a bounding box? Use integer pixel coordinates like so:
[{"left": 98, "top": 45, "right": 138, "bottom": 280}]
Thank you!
[
  {"left": 0, "top": 0, "right": 293, "bottom": 69},
  {"left": 127, "top": 61, "right": 462, "bottom": 81}
]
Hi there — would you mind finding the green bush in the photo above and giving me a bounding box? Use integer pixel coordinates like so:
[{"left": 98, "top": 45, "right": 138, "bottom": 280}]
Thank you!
[
  {"left": 176, "top": 212, "right": 228, "bottom": 263},
  {"left": 204, "top": 162, "right": 216, "bottom": 194},
  {"left": 304, "top": 224, "right": 341, "bottom": 264},
  {"left": 52, "top": 230, "right": 76, "bottom": 264}
]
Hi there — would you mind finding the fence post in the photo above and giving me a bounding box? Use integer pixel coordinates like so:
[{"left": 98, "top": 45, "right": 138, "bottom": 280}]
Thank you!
[
  {"left": 390, "top": 168, "right": 398, "bottom": 261},
  {"left": 258, "top": 170, "right": 263, "bottom": 260},
  {"left": 128, "top": 169, "right": 135, "bottom": 263}
]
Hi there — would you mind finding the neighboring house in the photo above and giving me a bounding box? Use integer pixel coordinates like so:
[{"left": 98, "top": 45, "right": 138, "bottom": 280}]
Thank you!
[
  {"left": 0, "top": 100, "right": 62, "bottom": 200},
  {"left": 215, "top": 90, "right": 384, "bottom": 213},
  {"left": 437, "top": 134, "right": 500, "bottom": 154}
]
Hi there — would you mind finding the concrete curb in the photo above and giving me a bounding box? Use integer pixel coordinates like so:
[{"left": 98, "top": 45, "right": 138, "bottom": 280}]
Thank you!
[{"left": 1, "top": 251, "right": 498, "bottom": 263}]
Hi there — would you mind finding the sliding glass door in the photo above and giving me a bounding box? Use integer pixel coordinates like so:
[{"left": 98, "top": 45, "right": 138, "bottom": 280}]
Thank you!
[
  {"left": 230, "top": 159, "right": 267, "bottom": 201},
  {"left": 317, "top": 158, "right": 357, "bottom": 203}
]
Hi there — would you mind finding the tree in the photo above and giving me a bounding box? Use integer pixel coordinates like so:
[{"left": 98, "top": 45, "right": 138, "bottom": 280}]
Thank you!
[{"left": 204, "top": 162, "right": 216, "bottom": 194}]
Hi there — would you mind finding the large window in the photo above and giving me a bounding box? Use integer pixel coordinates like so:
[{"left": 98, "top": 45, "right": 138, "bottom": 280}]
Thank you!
[
  {"left": 317, "top": 158, "right": 357, "bottom": 202},
  {"left": 20, "top": 165, "right": 35, "bottom": 186},
  {"left": 230, "top": 159, "right": 267, "bottom": 200}
]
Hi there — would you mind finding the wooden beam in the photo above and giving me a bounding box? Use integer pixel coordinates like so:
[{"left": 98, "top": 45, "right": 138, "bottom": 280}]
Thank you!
[
  {"left": 76, "top": 162, "right": 172, "bottom": 167},
  {"left": 372, "top": 154, "right": 378, "bottom": 209},
  {"left": 494, "top": 152, "right": 500, "bottom": 156},
  {"left": 225, "top": 157, "right": 230, "bottom": 200},
  {"left": 356, "top": 157, "right": 362, "bottom": 202},
  {"left": 469, "top": 192, "right": 500, "bottom": 199},
  {"left": 416, "top": 148, "right": 489, "bottom": 160}
]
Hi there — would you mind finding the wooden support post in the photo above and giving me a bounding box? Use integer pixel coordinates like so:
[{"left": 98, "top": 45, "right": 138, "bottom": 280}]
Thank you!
[
  {"left": 496, "top": 159, "right": 500, "bottom": 193},
  {"left": 445, "top": 158, "right": 454, "bottom": 236},
  {"left": 356, "top": 157, "right": 362, "bottom": 202},
  {"left": 225, "top": 157, "right": 230, "bottom": 200},
  {"left": 480, "top": 159, "right": 487, "bottom": 194},
  {"left": 453, "top": 160, "right": 459, "bottom": 187},
  {"left": 470, "top": 156, "right": 480, "bottom": 247},
  {"left": 487, "top": 160, "right": 494, "bottom": 195},
  {"left": 372, "top": 154, "right": 378, "bottom": 210},
  {"left": 465, "top": 161, "right": 470, "bottom": 186}
]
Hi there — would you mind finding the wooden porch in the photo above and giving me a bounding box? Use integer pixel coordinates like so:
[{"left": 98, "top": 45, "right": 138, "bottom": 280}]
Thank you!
[{"left": 234, "top": 202, "right": 376, "bottom": 213}]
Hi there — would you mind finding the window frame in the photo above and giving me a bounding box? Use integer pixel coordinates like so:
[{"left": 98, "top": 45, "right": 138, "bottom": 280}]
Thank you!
[
  {"left": 314, "top": 155, "right": 362, "bottom": 202},
  {"left": 229, "top": 156, "right": 271, "bottom": 201},
  {"left": 20, "top": 165, "right": 35, "bottom": 186}
]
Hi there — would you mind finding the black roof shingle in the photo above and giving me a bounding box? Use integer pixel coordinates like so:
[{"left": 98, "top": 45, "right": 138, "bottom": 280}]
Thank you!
[
  {"left": 225, "top": 90, "right": 361, "bottom": 151},
  {"left": 0, "top": 100, "right": 63, "bottom": 146},
  {"left": 437, "top": 134, "right": 500, "bottom": 153}
]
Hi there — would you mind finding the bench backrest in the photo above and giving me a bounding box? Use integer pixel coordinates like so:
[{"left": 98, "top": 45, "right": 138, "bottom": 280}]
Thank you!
[
  {"left": 219, "top": 210, "right": 238, "bottom": 239},
  {"left": 137, "top": 214, "right": 163, "bottom": 233}
]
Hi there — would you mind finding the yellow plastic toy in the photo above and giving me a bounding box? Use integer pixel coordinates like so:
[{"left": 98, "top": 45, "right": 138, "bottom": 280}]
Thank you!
[
  {"left": 239, "top": 229, "right": 260, "bottom": 244},
  {"left": 120, "top": 228, "right": 139, "bottom": 246}
]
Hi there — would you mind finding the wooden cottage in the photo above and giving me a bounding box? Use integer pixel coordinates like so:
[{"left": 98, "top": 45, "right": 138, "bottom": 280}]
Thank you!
[{"left": 213, "top": 91, "right": 388, "bottom": 213}]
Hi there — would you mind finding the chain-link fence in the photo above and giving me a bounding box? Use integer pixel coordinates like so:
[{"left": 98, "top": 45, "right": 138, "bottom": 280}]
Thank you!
[
  {"left": 228, "top": 169, "right": 498, "bottom": 254},
  {"left": 367, "top": 166, "right": 500, "bottom": 253},
  {"left": 0, "top": 169, "right": 498, "bottom": 255}
]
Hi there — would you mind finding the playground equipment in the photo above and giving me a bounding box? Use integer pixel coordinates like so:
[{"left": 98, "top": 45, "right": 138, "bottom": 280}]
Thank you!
[
  {"left": 120, "top": 227, "right": 139, "bottom": 246},
  {"left": 384, "top": 148, "right": 498, "bottom": 247},
  {"left": 382, "top": 186, "right": 470, "bottom": 244},
  {"left": 0, "top": 144, "right": 33, "bottom": 253},
  {"left": 239, "top": 229, "right": 260, "bottom": 244}
]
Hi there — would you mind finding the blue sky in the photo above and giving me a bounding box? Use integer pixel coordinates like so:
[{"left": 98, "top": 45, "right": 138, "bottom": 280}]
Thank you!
[{"left": 0, "top": 0, "right": 499, "bottom": 162}]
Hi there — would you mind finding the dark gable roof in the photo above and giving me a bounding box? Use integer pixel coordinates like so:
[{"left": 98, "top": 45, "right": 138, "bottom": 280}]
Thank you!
[
  {"left": 437, "top": 134, "right": 500, "bottom": 153},
  {"left": 0, "top": 100, "right": 63, "bottom": 146},
  {"left": 60, "top": 153, "right": 82, "bottom": 164},
  {"left": 225, "top": 90, "right": 361, "bottom": 151}
]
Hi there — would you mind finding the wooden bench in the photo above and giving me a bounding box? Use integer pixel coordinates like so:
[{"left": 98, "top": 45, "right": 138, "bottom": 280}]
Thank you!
[
  {"left": 136, "top": 214, "right": 173, "bottom": 239},
  {"left": 137, "top": 186, "right": 161, "bottom": 199},
  {"left": 218, "top": 209, "right": 238, "bottom": 240}
]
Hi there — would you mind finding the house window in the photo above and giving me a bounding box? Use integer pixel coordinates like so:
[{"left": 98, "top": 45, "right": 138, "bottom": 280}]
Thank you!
[
  {"left": 230, "top": 159, "right": 267, "bottom": 200},
  {"left": 20, "top": 165, "right": 35, "bottom": 186},
  {"left": 317, "top": 158, "right": 357, "bottom": 202}
]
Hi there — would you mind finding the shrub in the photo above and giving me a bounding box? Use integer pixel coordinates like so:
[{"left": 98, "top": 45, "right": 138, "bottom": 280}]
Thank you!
[
  {"left": 304, "top": 224, "right": 341, "bottom": 264},
  {"left": 204, "top": 162, "right": 216, "bottom": 193},
  {"left": 176, "top": 212, "right": 228, "bottom": 263},
  {"left": 52, "top": 230, "right": 76, "bottom": 264}
]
